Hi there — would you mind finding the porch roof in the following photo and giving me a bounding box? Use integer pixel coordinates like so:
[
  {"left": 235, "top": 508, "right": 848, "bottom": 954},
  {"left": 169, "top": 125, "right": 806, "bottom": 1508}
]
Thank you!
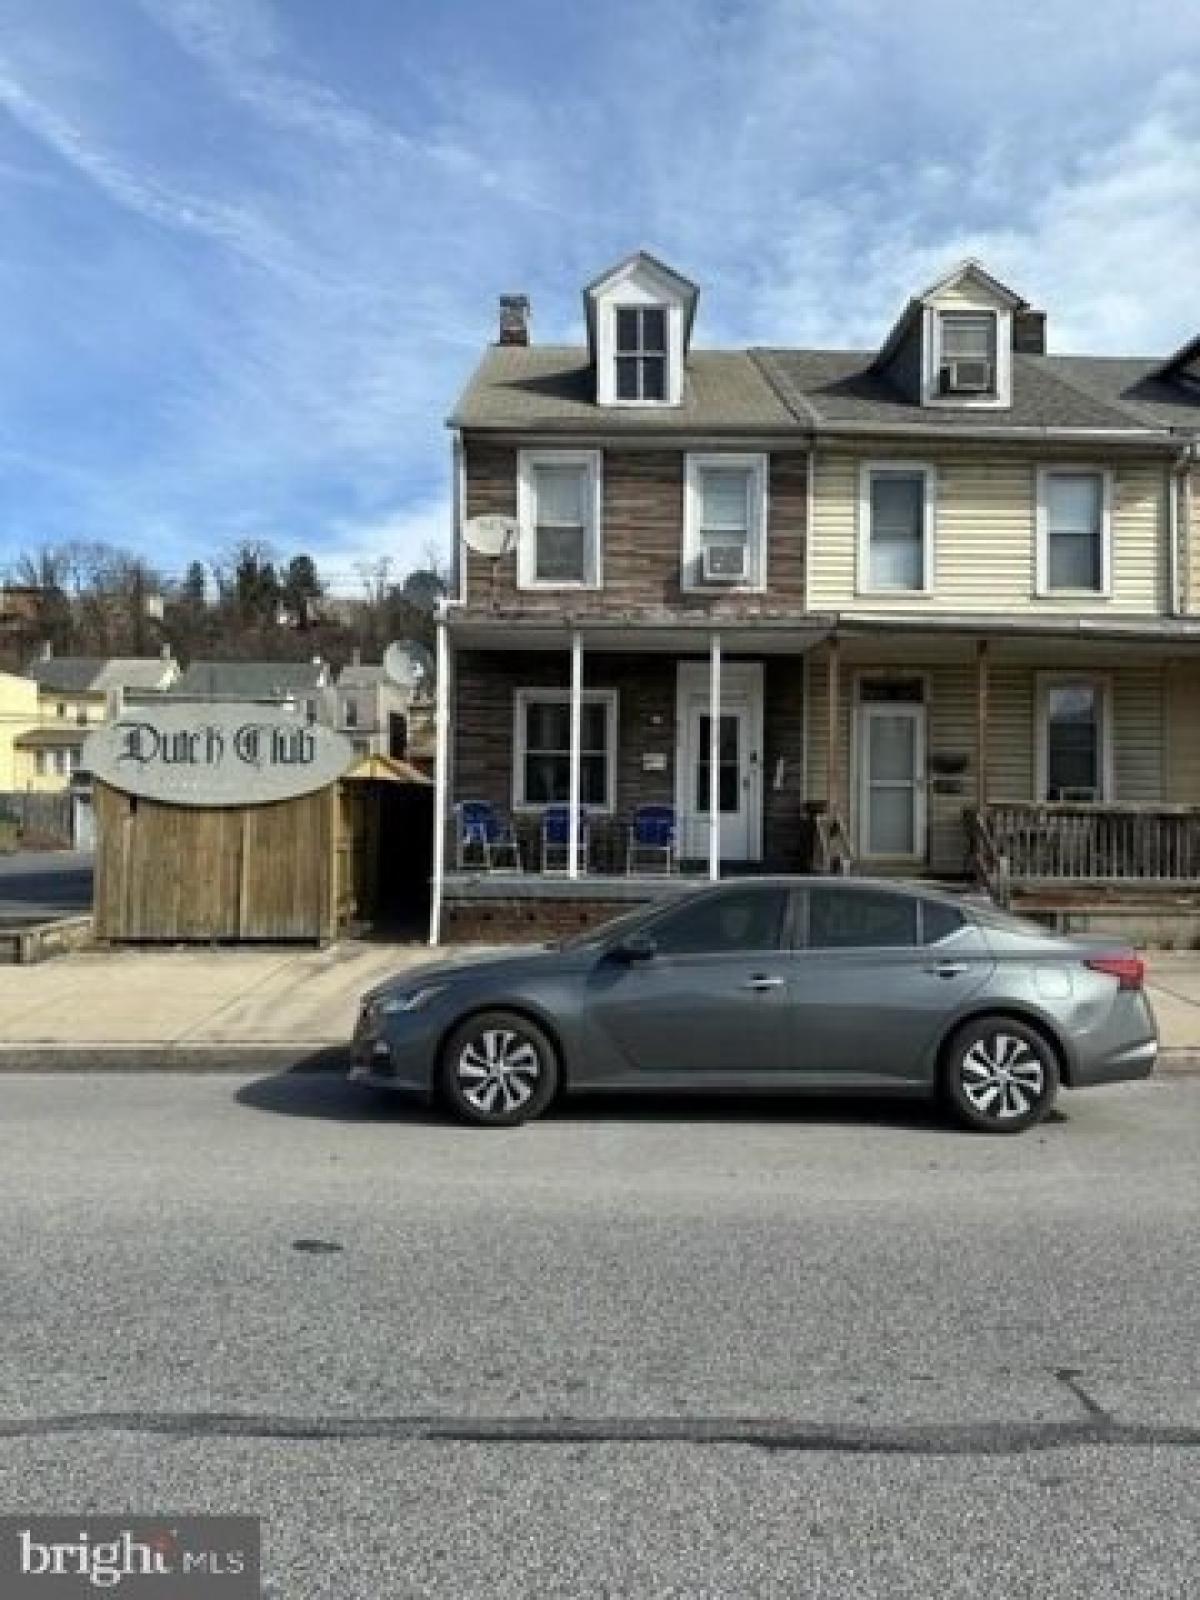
[
  {"left": 446, "top": 612, "right": 835, "bottom": 653},
  {"left": 446, "top": 608, "right": 1200, "bottom": 653}
]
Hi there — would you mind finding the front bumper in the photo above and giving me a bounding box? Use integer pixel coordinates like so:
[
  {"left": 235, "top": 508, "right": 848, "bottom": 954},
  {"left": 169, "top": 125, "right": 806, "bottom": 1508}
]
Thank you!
[{"left": 348, "top": 1009, "right": 440, "bottom": 1094}]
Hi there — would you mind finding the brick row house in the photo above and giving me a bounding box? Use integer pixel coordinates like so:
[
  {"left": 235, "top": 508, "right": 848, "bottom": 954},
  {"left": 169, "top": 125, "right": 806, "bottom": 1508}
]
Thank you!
[{"left": 432, "top": 252, "right": 1200, "bottom": 942}]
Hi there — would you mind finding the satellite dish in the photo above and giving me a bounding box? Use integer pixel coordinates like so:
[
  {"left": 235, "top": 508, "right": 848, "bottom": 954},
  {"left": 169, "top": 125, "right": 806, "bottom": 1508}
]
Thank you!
[
  {"left": 383, "top": 640, "right": 434, "bottom": 691},
  {"left": 464, "top": 514, "right": 517, "bottom": 558}
]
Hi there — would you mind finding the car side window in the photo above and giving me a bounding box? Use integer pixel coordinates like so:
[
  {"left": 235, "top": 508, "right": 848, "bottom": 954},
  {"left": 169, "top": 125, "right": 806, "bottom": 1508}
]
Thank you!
[
  {"left": 921, "top": 900, "right": 966, "bottom": 945},
  {"left": 652, "top": 889, "right": 789, "bottom": 956},
  {"left": 807, "top": 888, "right": 917, "bottom": 949}
]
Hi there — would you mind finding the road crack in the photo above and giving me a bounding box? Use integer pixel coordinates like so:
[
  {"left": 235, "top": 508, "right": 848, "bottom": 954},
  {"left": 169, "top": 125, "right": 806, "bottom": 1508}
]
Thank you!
[{"left": 0, "top": 1412, "right": 1195, "bottom": 1455}]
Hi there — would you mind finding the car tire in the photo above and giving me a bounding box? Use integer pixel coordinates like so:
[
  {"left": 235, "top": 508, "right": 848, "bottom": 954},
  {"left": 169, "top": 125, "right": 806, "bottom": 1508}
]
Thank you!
[
  {"left": 439, "top": 1011, "right": 559, "bottom": 1127},
  {"left": 941, "top": 1016, "right": 1059, "bottom": 1134}
]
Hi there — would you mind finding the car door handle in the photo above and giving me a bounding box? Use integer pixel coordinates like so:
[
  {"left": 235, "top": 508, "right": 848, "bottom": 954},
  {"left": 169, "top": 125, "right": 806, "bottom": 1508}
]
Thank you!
[
  {"left": 925, "top": 962, "right": 969, "bottom": 978},
  {"left": 742, "top": 976, "right": 785, "bottom": 991}
]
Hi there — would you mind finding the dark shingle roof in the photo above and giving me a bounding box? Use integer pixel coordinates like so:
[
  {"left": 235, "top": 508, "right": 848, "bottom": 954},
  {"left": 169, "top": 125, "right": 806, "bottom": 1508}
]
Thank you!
[
  {"left": 169, "top": 660, "right": 327, "bottom": 699},
  {"left": 450, "top": 345, "right": 796, "bottom": 433},
  {"left": 25, "top": 656, "right": 176, "bottom": 694},
  {"left": 1039, "top": 355, "right": 1200, "bottom": 429},
  {"left": 451, "top": 342, "right": 1200, "bottom": 441},
  {"left": 753, "top": 349, "right": 1187, "bottom": 435}
]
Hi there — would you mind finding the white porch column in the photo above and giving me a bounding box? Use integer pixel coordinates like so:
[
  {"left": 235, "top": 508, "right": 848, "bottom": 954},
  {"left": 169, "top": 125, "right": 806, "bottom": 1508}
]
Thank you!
[
  {"left": 568, "top": 629, "right": 583, "bottom": 880},
  {"left": 427, "top": 614, "right": 449, "bottom": 946},
  {"left": 708, "top": 631, "right": 721, "bottom": 881}
]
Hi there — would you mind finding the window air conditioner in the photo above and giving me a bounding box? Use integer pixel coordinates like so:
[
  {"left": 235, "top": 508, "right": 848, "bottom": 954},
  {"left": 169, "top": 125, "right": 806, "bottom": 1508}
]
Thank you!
[
  {"left": 702, "top": 542, "right": 748, "bottom": 582},
  {"left": 939, "top": 359, "right": 994, "bottom": 394}
]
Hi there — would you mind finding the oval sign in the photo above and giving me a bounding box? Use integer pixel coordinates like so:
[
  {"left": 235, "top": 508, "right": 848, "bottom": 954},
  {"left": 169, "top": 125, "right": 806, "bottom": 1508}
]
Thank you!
[{"left": 83, "top": 704, "right": 355, "bottom": 808}]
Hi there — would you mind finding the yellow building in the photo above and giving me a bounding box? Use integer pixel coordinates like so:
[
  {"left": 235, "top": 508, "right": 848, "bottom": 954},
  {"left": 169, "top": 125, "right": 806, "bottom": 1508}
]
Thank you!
[{"left": 8, "top": 651, "right": 180, "bottom": 794}]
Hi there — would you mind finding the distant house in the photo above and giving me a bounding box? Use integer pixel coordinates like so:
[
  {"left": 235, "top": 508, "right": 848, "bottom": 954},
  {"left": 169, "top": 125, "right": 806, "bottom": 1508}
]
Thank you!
[
  {"left": 12, "top": 647, "right": 179, "bottom": 791},
  {"left": 335, "top": 655, "right": 421, "bottom": 760},
  {"left": 167, "top": 658, "right": 332, "bottom": 705}
]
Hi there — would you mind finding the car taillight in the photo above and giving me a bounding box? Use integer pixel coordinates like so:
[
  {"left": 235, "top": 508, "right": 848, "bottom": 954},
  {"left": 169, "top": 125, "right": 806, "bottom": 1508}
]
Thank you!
[{"left": 1084, "top": 954, "right": 1145, "bottom": 991}]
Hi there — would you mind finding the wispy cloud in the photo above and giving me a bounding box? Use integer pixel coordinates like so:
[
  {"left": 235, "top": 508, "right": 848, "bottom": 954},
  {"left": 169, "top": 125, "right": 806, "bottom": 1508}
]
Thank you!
[{"left": 0, "top": 0, "right": 1197, "bottom": 575}]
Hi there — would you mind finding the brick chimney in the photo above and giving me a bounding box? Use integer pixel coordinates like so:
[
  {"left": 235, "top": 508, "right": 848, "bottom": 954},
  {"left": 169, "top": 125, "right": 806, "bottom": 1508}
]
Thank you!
[
  {"left": 499, "top": 294, "right": 531, "bottom": 346},
  {"left": 1013, "top": 309, "right": 1047, "bottom": 355}
]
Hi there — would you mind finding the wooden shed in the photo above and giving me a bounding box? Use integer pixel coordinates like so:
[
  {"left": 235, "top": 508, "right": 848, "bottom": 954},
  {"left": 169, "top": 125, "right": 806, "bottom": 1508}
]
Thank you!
[{"left": 86, "top": 705, "right": 431, "bottom": 944}]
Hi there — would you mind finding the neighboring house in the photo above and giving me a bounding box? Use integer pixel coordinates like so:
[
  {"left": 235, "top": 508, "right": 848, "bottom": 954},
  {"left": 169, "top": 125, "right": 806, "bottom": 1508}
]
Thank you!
[
  {"left": 0, "top": 671, "right": 42, "bottom": 789},
  {"left": 167, "top": 658, "right": 332, "bottom": 711},
  {"left": 13, "top": 648, "right": 180, "bottom": 791},
  {"left": 335, "top": 655, "right": 422, "bottom": 760},
  {"left": 434, "top": 251, "right": 1200, "bottom": 940}
]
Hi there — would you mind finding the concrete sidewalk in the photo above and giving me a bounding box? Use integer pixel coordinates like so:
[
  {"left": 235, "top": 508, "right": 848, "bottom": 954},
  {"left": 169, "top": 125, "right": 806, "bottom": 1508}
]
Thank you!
[
  {"left": 0, "top": 942, "right": 447, "bottom": 1070},
  {"left": 0, "top": 941, "right": 1197, "bottom": 1070}
]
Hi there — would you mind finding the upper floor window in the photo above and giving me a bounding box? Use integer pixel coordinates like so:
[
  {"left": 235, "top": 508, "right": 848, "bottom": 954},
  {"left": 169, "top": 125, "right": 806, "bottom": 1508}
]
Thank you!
[
  {"left": 1037, "top": 468, "right": 1111, "bottom": 595},
  {"left": 937, "top": 311, "right": 997, "bottom": 397},
  {"left": 858, "top": 464, "right": 934, "bottom": 594},
  {"left": 342, "top": 696, "right": 359, "bottom": 728},
  {"left": 615, "top": 306, "right": 667, "bottom": 402},
  {"left": 516, "top": 450, "right": 602, "bottom": 589},
  {"left": 683, "top": 454, "right": 768, "bottom": 590}
]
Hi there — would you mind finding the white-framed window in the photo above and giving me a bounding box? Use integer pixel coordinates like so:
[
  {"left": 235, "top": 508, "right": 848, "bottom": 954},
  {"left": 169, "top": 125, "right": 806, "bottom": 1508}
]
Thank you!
[
  {"left": 857, "top": 462, "right": 935, "bottom": 594},
  {"left": 922, "top": 303, "right": 1012, "bottom": 407},
  {"left": 516, "top": 450, "right": 603, "bottom": 589},
  {"left": 35, "top": 751, "right": 48, "bottom": 777},
  {"left": 1035, "top": 675, "right": 1113, "bottom": 802},
  {"left": 937, "top": 311, "right": 997, "bottom": 395},
  {"left": 614, "top": 305, "right": 668, "bottom": 402},
  {"left": 512, "top": 689, "right": 618, "bottom": 811},
  {"left": 683, "top": 453, "right": 768, "bottom": 590},
  {"left": 1036, "top": 468, "right": 1112, "bottom": 596}
]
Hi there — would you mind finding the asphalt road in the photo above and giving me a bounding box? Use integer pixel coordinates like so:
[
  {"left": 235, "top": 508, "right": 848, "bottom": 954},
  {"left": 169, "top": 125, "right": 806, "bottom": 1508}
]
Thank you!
[
  {"left": 0, "top": 849, "right": 92, "bottom": 921},
  {"left": 0, "top": 1072, "right": 1196, "bottom": 1597}
]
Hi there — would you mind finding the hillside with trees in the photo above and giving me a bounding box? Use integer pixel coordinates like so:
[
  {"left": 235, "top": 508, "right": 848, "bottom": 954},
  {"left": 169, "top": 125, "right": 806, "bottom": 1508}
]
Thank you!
[{"left": 0, "top": 540, "right": 448, "bottom": 672}]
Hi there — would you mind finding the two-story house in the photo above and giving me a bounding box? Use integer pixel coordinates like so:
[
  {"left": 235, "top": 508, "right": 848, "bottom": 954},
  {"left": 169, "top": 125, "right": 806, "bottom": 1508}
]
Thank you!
[
  {"left": 432, "top": 252, "right": 1200, "bottom": 942},
  {"left": 13, "top": 646, "right": 181, "bottom": 792}
]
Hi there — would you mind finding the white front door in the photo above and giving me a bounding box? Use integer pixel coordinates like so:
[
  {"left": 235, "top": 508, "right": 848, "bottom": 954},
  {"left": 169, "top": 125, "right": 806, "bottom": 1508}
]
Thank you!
[
  {"left": 858, "top": 703, "right": 926, "bottom": 861},
  {"left": 676, "top": 663, "right": 763, "bottom": 862}
]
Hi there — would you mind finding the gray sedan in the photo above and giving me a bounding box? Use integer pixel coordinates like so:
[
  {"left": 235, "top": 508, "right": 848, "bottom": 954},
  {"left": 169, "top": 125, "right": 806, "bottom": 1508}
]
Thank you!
[{"left": 350, "top": 878, "right": 1157, "bottom": 1132}]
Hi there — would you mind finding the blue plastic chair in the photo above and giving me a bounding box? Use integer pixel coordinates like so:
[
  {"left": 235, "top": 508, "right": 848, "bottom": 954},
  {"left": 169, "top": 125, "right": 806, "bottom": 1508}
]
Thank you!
[
  {"left": 540, "top": 805, "right": 591, "bottom": 874},
  {"left": 455, "top": 800, "right": 522, "bottom": 872},
  {"left": 626, "top": 804, "right": 677, "bottom": 875}
]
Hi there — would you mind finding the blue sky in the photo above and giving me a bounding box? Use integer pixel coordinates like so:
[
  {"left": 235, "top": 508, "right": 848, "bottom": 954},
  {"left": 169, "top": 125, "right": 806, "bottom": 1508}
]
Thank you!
[{"left": 0, "top": 0, "right": 1197, "bottom": 588}]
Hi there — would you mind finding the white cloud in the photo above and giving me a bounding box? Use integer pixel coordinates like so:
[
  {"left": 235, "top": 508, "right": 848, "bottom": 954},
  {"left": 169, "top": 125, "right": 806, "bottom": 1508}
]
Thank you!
[{"left": 0, "top": 0, "right": 1197, "bottom": 574}]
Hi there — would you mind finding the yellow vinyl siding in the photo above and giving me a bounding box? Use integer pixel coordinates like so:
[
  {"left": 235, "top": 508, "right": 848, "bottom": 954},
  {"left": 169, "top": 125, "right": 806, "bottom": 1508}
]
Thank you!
[
  {"left": 1187, "top": 470, "right": 1200, "bottom": 614},
  {"left": 809, "top": 451, "right": 1166, "bottom": 613},
  {"left": 806, "top": 647, "right": 1167, "bottom": 870}
]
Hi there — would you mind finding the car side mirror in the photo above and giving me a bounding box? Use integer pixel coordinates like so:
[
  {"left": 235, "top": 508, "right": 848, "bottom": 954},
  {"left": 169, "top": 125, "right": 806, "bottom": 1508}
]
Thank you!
[{"left": 612, "top": 932, "right": 657, "bottom": 963}]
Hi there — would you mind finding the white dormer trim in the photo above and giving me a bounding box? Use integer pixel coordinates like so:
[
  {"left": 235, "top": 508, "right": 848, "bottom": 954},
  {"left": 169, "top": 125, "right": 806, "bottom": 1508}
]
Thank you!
[{"left": 590, "top": 255, "right": 689, "bottom": 408}]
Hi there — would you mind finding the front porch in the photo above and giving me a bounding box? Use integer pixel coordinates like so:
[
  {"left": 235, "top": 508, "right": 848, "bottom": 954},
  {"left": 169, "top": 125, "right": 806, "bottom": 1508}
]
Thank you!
[{"left": 430, "top": 614, "right": 1200, "bottom": 942}]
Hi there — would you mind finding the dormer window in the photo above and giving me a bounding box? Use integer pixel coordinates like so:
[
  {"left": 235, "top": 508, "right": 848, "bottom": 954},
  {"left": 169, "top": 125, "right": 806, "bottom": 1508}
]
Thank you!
[
  {"left": 615, "top": 307, "right": 667, "bottom": 401},
  {"left": 937, "top": 311, "right": 997, "bottom": 396},
  {"left": 585, "top": 252, "right": 695, "bottom": 407}
]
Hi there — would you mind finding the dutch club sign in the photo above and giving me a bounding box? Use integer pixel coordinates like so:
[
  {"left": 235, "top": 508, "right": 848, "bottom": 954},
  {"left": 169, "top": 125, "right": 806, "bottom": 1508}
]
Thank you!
[{"left": 83, "top": 703, "right": 355, "bottom": 807}]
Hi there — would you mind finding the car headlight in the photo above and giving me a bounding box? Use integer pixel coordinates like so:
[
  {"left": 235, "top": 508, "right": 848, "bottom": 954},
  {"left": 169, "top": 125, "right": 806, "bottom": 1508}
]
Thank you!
[{"left": 377, "top": 984, "right": 447, "bottom": 1016}]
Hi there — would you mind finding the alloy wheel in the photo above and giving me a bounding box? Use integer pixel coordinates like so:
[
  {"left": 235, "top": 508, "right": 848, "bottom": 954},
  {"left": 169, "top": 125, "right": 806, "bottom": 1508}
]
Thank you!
[
  {"left": 456, "top": 1028, "right": 541, "bottom": 1117},
  {"left": 959, "top": 1032, "right": 1046, "bottom": 1121}
]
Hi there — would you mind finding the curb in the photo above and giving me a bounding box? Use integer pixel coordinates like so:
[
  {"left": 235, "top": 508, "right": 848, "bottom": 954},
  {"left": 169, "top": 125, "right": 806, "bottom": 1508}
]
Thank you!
[
  {"left": 0, "top": 1044, "right": 350, "bottom": 1074},
  {"left": 0, "top": 1044, "right": 1196, "bottom": 1076}
]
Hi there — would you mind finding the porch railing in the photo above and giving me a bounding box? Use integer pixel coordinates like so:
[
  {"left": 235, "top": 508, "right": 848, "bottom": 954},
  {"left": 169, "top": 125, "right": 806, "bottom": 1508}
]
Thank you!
[
  {"left": 968, "top": 802, "right": 1200, "bottom": 904},
  {"left": 810, "top": 805, "right": 855, "bottom": 876}
]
